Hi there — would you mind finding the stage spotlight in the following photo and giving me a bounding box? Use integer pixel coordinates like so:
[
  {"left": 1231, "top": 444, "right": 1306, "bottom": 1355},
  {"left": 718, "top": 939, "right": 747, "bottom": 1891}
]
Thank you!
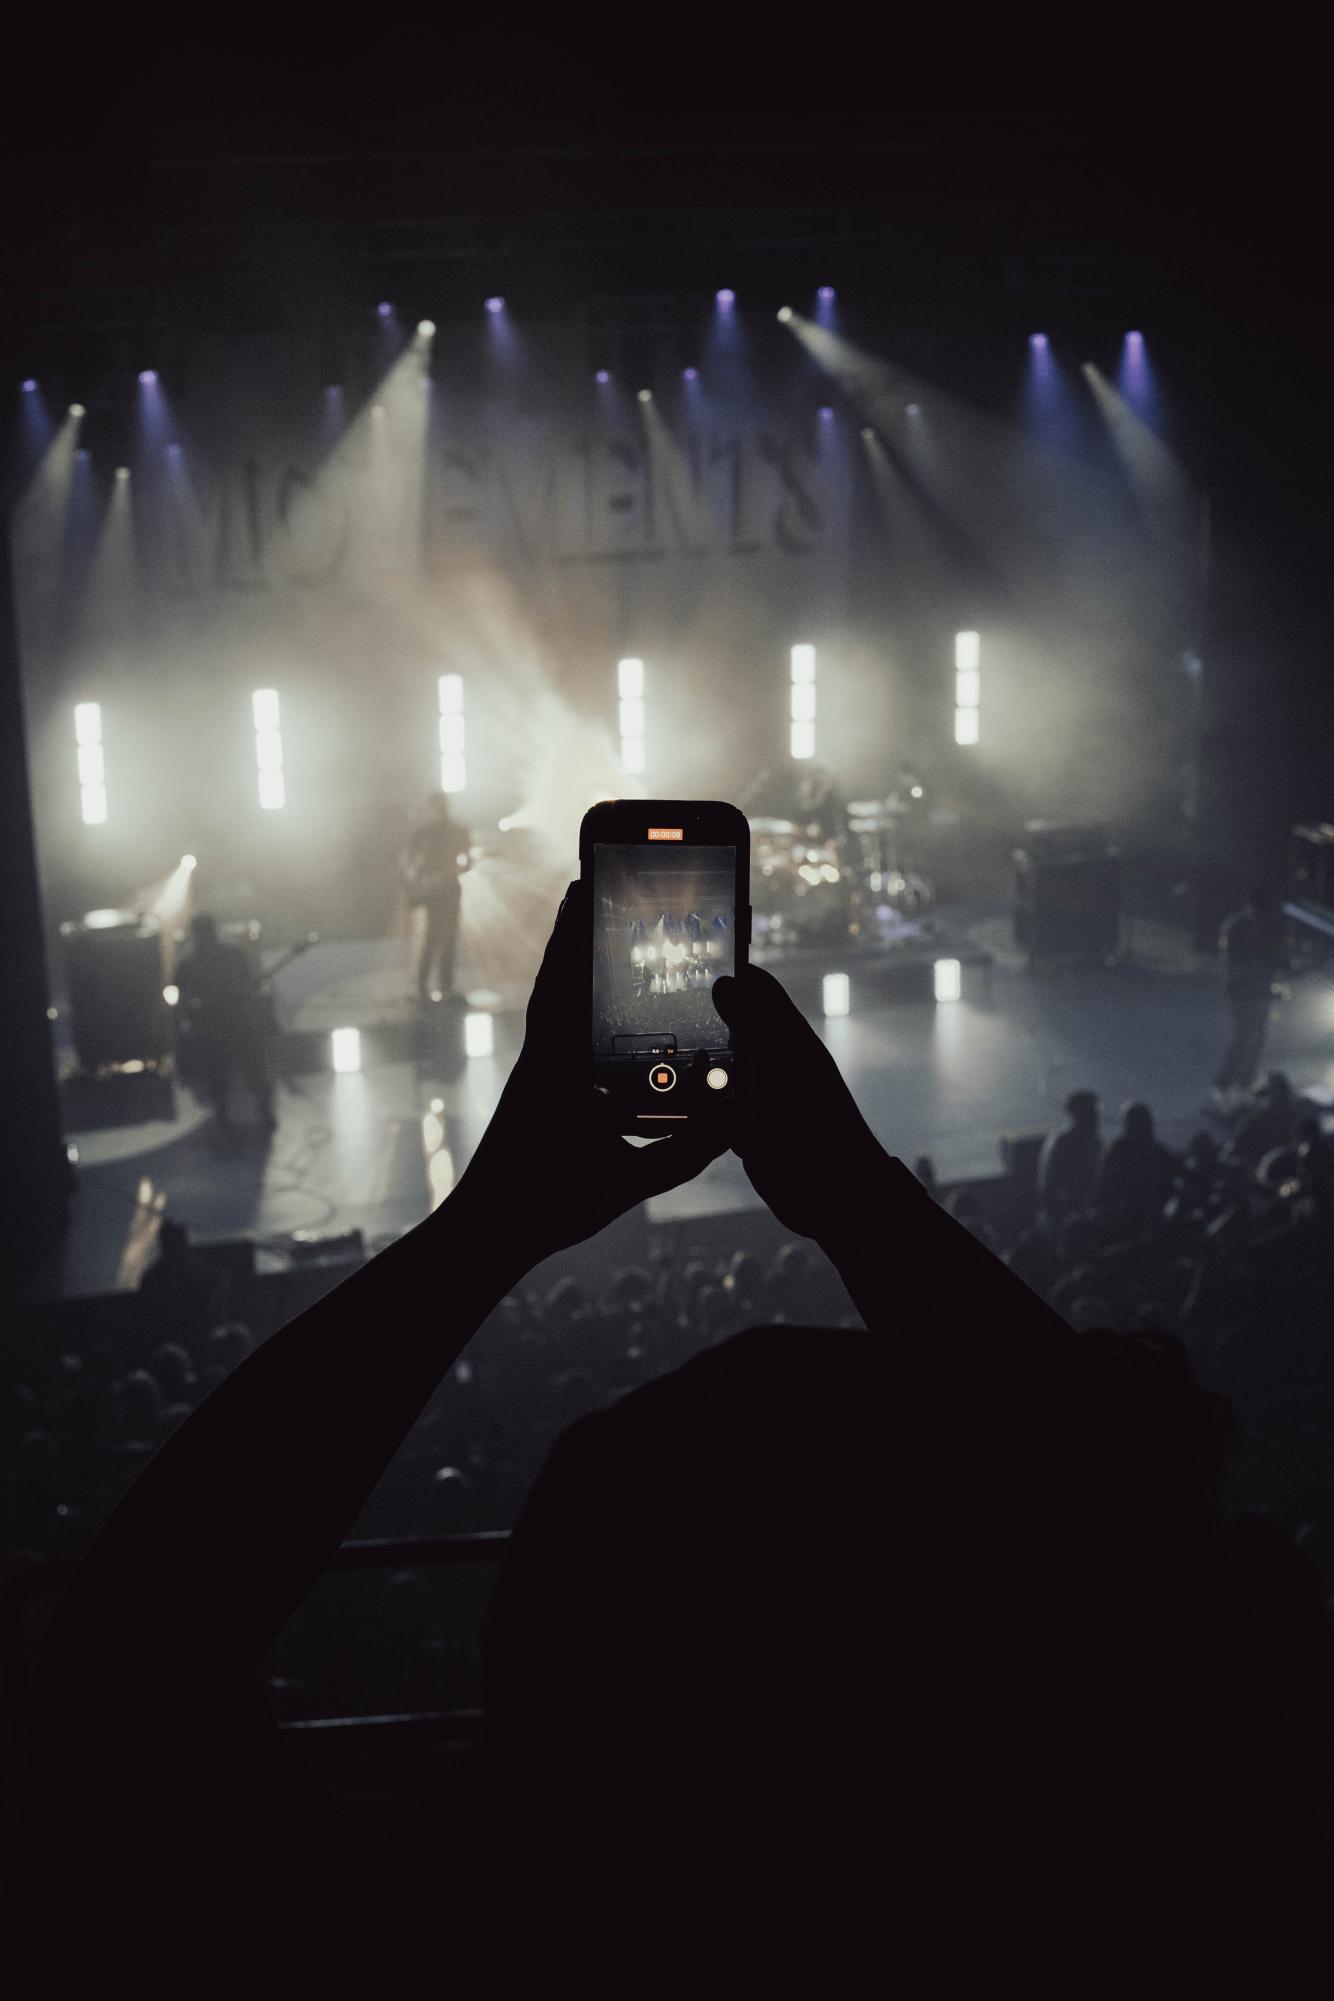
[
  {"left": 822, "top": 972, "right": 850, "bottom": 1018},
  {"left": 683, "top": 367, "right": 698, "bottom": 381},
  {"left": 716, "top": 288, "right": 735, "bottom": 306},
  {"left": 905, "top": 403, "right": 920, "bottom": 417},
  {"left": 181, "top": 853, "right": 197, "bottom": 871},
  {"left": 819, "top": 406, "right": 833, "bottom": 420},
  {"left": 69, "top": 403, "right": 85, "bottom": 418},
  {"left": 1029, "top": 333, "right": 1048, "bottom": 350},
  {"left": 485, "top": 296, "right": 505, "bottom": 314},
  {"left": 331, "top": 1027, "right": 362, "bottom": 1073},
  {"left": 437, "top": 673, "right": 466, "bottom": 793},
  {"left": 861, "top": 426, "right": 875, "bottom": 442},
  {"left": 464, "top": 1011, "right": 495, "bottom": 1058},
  {"left": 163, "top": 985, "right": 180, "bottom": 1007},
  {"left": 934, "top": 958, "right": 962, "bottom": 1003},
  {"left": 74, "top": 702, "right": 107, "bottom": 826},
  {"left": 596, "top": 369, "right": 611, "bottom": 384},
  {"left": 115, "top": 466, "right": 130, "bottom": 480},
  {"left": 417, "top": 319, "right": 436, "bottom": 337},
  {"left": 21, "top": 379, "right": 36, "bottom": 392},
  {"left": 818, "top": 286, "right": 835, "bottom": 303},
  {"left": 1113, "top": 330, "right": 1158, "bottom": 414},
  {"left": 637, "top": 388, "right": 652, "bottom": 402},
  {"left": 138, "top": 369, "right": 157, "bottom": 385},
  {"left": 777, "top": 306, "right": 793, "bottom": 323},
  {"left": 377, "top": 302, "right": 393, "bottom": 317}
]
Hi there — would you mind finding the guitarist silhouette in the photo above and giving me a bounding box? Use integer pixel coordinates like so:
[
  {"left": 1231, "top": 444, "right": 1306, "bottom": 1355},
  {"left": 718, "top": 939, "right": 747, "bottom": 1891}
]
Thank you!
[{"left": 401, "top": 792, "right": 470, "bottom": 1001}]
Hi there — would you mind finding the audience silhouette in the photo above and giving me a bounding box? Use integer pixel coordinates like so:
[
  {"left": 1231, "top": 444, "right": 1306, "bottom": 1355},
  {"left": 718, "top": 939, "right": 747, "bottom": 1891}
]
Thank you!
[
  {"left": 1037, "top": 1087, "right": 1103, "bottom": 1234},
  {"left": 8, "top": 884, "right": 1330, "bottom": 1977}
]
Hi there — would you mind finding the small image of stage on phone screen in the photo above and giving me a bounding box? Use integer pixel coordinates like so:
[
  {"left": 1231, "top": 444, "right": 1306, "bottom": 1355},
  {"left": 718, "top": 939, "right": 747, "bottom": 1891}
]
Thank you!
[{"left": 592, "top": 842, "right": 736, "bottom": 1103}]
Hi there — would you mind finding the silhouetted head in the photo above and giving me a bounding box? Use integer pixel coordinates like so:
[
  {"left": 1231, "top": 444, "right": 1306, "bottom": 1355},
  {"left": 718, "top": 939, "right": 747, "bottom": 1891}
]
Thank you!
[
  {"left": 151, "top": 1342, "right": 196, "bottom": 1402},
  {"left": 118, "top": 1369, "right": 161, "bottom": 1436},
  {"left": 1066, "top": 1089, "right": 1099, "bottom": 1130},
  {"left": 209, "top": 1322, "right": 253, "bottom": 1372},
  {"left": 157, "top": 1218, "right": 190, "bottom": 1260},
  {"left": 1259, "top": 1070, "right": 1293, "bottom": 1105},
  {"left": 476, "top": 1320, "right": 1258, "bottom": 1928},
  {"left": 189, "top": 912, "right": 218, "bottom": 948},
  {"left": 1121, "top": 1101, "right": 1154, "bottom": 1142}
]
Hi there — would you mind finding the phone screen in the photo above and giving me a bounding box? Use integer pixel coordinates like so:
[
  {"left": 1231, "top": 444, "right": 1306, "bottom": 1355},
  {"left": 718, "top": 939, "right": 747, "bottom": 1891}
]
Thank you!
[{"left": 591, "top": 838, "right": 737, "bottom": 1110}]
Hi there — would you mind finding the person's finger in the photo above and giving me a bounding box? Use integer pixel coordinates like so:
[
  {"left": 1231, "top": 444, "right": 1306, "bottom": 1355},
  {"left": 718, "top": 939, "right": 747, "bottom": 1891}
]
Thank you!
[
  {"left": 712, "top": 963, "right": 805, "bottom": 1044},
  {"left": 714, "top": 965, "right": 835, "bottom": 1085},
  {"left": 619, "top": 1123, "right": 733, "bottom": 1201}
]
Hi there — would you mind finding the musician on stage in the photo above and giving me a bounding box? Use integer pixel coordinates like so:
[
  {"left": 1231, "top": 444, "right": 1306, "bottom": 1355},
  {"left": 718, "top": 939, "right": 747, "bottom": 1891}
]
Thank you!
[
  {"left": 795, "top": 763, "right": 848, "bottom": 846},
  {"left": 402, "top": 792, "right": 471, "bottom": 1002},
  {"left": 176, "top": 913, "right": 276, "bottom": 1131},
  {"left": 1211, "top": 882, "right": 1292, "bottom": 1111}
]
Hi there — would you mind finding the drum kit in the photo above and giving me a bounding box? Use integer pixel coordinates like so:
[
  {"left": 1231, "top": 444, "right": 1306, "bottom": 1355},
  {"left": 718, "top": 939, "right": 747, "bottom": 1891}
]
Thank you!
[{"left": 750, "top": 792, "right": 933, "bottom": 947}]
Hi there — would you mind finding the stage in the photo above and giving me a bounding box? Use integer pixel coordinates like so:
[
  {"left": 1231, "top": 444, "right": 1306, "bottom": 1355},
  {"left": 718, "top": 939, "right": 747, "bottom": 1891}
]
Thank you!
[{"left": 35, "top": 901, "right": 1334, "bottom": 1300}]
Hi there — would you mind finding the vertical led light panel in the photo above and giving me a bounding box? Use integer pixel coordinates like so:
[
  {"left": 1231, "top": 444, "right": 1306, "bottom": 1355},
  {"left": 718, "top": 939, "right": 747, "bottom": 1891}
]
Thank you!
[
  {"left": 253, "top": 688, "right": 285, "bottom": 809},
  {"left": 74, "top": 702, "right": 107, "bottom": 825},
  {"left": 790, "top": 644, "right": 816, "bottom": 759},
  {"left": 954, "top": 632, "right": 980, "bottom": 746}
]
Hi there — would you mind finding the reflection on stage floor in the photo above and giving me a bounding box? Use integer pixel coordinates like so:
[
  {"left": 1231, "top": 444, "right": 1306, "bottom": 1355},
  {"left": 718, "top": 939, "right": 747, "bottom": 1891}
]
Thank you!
[{"left": 38, "top": 909, "right": 1334, "bottom": 1298}]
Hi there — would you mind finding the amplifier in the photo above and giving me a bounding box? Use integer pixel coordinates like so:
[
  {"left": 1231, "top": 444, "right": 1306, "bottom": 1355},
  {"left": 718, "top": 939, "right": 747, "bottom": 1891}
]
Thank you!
[
  {"left": 1013, "top": 829, "right": 1121, "bottom": 961},
  {"left": 62, "top": 911, "right": 169, "bottom": 1072}
]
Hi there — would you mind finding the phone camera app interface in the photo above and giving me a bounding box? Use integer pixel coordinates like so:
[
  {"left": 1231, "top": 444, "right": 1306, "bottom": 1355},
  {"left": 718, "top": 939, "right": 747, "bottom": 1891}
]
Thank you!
[{"left": 593, "top": 842, "right": 736, "bottom": 1101}]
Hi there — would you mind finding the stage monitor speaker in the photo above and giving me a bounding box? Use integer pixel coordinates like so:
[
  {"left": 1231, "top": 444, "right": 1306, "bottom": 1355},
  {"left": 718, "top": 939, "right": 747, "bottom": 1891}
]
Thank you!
[
  {"left": 62, "top": 911, "right": 169, "bottom": 1071},
  {"left": 1013, "top": 826, "right": 1121, "bottom": 961}
]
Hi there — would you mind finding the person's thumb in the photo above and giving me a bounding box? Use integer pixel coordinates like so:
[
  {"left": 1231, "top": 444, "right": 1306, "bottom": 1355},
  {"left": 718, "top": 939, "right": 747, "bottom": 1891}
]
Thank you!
[
  {"left": 710, "top": 973, "right": 740, "bottom": 1023},
  {"left": 712, "top": 964, "right": 800, "bottom": 1044}
]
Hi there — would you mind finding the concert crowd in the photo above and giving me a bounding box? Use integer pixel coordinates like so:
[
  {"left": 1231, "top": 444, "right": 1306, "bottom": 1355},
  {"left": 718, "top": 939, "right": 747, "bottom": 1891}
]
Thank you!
[{"left": 7, "top": 1071, "right": 1334, "bottom": 1721}]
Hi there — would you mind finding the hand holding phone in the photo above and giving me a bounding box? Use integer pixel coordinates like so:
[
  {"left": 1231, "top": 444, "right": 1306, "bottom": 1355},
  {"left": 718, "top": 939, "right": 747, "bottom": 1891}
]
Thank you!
[
  {"left": 455, "top": 880, "right": 730, "bottom": 1267},
  {"left": 711, "top": 963, "right": 895, "bottom": 1248},
  {"left": 580, "top": 799, "right": 751, "bottom": 1135}
]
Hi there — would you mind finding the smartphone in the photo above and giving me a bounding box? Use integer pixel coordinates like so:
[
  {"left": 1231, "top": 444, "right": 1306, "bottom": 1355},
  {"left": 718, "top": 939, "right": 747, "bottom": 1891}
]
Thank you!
[{"left": 580, "top": 799, "right": 751, "bottom": 1132}]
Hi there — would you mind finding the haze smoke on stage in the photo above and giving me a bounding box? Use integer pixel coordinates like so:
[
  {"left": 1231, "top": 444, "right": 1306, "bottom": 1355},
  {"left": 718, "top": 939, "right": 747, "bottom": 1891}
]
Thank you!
[
  {"left": 784, "top": 314, "right": 1203, "bottom": 829},
  {"left": 1082, "top": 362, "right": 1195, "bottom": 548}
]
